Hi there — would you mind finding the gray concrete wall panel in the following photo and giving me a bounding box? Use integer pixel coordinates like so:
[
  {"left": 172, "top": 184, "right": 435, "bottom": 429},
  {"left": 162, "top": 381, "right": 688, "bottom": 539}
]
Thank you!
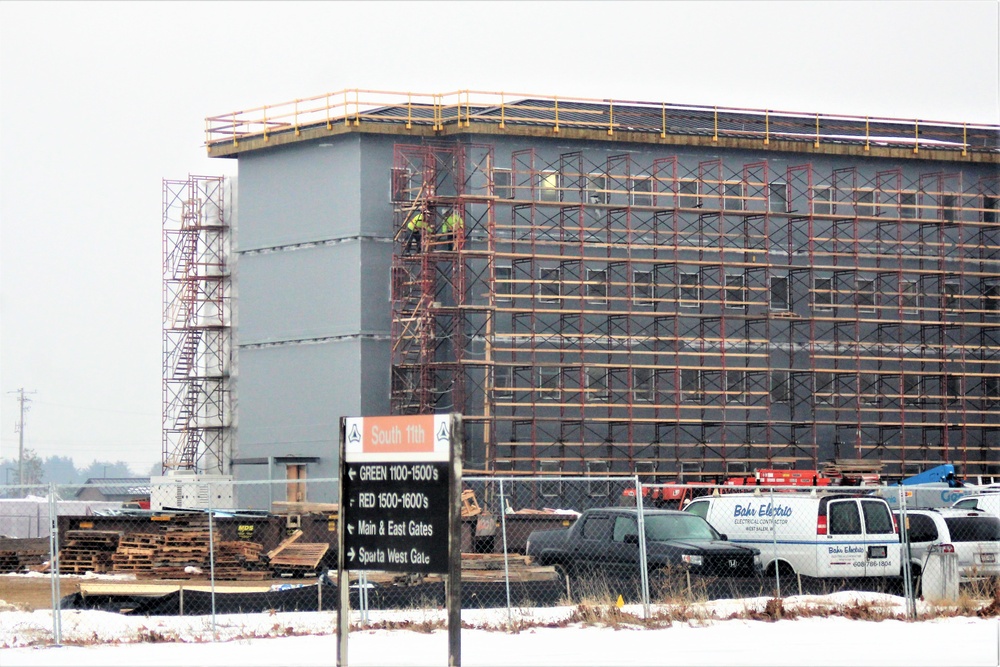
[
  {"left": 238, "top": 138, "right": 361, "bottom": 251},
  {"left": 237, "top": 244, "right": 361, "bottom": 344}
]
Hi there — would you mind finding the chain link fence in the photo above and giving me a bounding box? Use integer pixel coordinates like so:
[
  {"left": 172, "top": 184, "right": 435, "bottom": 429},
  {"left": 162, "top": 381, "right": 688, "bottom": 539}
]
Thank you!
[{"left": 1, "top": 477, "right": 997, "bottom": 647}]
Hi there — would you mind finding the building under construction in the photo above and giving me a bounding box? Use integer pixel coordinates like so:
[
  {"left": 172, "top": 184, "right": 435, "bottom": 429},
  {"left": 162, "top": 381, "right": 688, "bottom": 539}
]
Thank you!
[{"left": 168, "top": 90, "right": 1000, "bottom": 493}]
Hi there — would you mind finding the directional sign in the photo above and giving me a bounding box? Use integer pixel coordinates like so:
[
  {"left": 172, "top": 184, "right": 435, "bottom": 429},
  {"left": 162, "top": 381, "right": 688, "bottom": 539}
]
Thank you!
[{"left": 340, "top": 414, "right": 455, "bottom": 575}]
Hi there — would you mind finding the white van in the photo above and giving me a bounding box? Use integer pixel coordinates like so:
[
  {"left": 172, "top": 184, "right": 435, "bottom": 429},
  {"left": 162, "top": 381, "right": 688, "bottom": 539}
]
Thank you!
[
  {"left": 952, "top": 493, "right": 1000, "bottom": 517},
  {"left": 684, "top": 492, "right": 900, "bottom": 579}
]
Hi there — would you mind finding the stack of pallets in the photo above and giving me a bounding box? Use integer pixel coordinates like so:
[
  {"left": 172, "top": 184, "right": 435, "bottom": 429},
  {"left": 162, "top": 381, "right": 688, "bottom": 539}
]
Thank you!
[
  {"left": 111, "top": 525, "right": 267, "bottom": 580},
  {"left": 58, "top": 530, "right": 121, "bottom": 574},
  {"left": 111, "top": 533, "right": 165, "bottom": 574},
  {"left": 214, "top": 541, "right": 269, "bottom": 580},
  {"left": 459, "top": 553, "right": 561, "bottom": 583}
]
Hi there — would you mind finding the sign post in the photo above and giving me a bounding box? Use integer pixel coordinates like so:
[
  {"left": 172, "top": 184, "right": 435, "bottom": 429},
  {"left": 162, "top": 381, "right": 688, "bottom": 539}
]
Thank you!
[{"left": 337, "top": 413, "right": 462, "bottom": 667}]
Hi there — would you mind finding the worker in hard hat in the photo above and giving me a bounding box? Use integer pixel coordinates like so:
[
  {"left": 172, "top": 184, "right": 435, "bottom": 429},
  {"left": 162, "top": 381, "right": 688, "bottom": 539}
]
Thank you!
[
  {"left": 440, "top": 207, "right": 464, "bottom": 251},
  {"left": 405, "top": 210, "right": 429, "bottom": 254}
]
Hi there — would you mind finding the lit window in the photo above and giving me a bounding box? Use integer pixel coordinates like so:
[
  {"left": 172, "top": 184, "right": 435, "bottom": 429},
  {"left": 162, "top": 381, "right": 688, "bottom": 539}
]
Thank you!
[{"left": 538, "top": 171, "right": 559, "bottom": 202}]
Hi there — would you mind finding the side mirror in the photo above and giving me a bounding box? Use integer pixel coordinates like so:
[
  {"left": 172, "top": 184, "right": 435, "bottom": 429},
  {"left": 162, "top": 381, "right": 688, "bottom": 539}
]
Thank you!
[
  {"left": 718, "top": 533, "right": 728, "bottom": 541},
  {"left": 623, "top": 534, "right": 639, "bottom": 545}
]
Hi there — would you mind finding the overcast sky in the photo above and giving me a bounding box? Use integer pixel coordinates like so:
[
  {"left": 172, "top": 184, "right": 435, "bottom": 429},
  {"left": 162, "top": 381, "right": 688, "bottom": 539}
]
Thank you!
[{"left": 1, "top": 1, "right": 997, "bottom": 475}]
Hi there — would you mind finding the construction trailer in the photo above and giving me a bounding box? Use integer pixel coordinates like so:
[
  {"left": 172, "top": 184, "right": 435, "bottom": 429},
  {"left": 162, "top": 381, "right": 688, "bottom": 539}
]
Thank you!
[{"left": 186, "top": 90, "right": 999, "bottom": 504}]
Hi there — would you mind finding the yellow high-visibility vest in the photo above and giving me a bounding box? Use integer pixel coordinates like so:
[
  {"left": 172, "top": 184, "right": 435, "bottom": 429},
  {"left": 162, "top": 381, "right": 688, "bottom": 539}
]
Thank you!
[
  {"left": 442, "top": 213, "right": 464, "bottom": 233},
  {"left": 407, "top": 213, "right": 427, "bottom": 231}
]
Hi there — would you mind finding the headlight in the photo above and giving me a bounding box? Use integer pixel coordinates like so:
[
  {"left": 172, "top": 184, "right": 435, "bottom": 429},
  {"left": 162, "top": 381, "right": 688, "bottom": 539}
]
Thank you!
[
  {"left": 681, "top": 554, "right": 703, "bottom": 566},
  {"left": 525, "top": 538, "right": 531, "bottom": 553},
  {"left": 754, "top": 553, "right": 762, "bottom": 566}
]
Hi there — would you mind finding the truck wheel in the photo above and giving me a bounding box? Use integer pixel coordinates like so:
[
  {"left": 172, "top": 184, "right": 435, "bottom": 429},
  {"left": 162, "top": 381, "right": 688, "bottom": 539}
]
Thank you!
[{"left": 766, "top": 561, "right": 795, "bottom": 578}]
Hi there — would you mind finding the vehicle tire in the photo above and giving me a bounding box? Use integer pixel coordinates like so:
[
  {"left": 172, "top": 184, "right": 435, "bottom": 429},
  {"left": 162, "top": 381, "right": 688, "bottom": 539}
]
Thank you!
[
  {"left": 765, "top": 561, "right": 795, "bottom": 578},
  {"left": 910, "top": 565, "right": 922, "bottom": 598}
]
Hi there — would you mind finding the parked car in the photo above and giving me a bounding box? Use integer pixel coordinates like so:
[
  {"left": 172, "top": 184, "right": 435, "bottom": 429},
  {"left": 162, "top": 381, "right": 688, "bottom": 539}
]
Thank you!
[
  {"left": 525, "top": 507, "right": 762, "bottom": 579},
  {"left": 896, "top": 508, "right": 1000, "bottom": 581},
  {"left": 951, "top": 493, "right": 1000, "bottom": 517},
  {"left": 684, "top": 492, "right": 900, "bottom": 579}
]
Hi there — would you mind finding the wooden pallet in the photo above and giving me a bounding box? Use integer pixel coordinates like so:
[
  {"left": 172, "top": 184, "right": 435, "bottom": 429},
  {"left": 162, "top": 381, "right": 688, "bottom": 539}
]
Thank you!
[{"left": 269, "top": 543, "right": 329, "bottom": 572}]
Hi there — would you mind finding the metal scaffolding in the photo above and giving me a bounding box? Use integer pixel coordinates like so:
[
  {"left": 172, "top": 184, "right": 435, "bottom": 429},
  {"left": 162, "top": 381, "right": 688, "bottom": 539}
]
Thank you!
[
  {"left": 390, "top": 143, "right": 1000, "bottom": 479},
  {"left": 161, "top": 176, "right": 233, "bottom": 474}
]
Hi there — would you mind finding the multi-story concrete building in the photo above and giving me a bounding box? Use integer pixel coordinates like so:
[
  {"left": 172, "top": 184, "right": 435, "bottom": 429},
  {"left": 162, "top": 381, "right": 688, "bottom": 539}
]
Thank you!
[{"left": 164, "top": 90, "right": 1000, "bottom": 501}]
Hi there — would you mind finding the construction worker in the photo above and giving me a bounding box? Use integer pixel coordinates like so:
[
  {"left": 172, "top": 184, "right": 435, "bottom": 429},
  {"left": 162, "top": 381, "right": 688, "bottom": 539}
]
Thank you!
[
  {"left": 405, "top": 210, "right": 428, "bottom": 254},
  {"left": 440, "top": 208, "right": 464, "bottom": 251}
]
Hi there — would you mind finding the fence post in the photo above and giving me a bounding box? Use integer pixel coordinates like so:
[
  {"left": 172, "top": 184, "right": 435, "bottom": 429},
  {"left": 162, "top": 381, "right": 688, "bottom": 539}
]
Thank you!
[
  {"left": 899, "top": 486, "right": 916, "bottom": 619},
  {"left": 208, "top": 485, "right": 218, "bottom": 641},
  {"left": 47, "top": 483, "right": 62, "bottom": 645},
  {"left": 499, "top": 479, "right": 513, "bottom": 629},
  {"left": 770, "top": 485, "right": 780, "bottom": 597},
  {"left": 634, "top": 475, "right": 650, "bottom": 618}
]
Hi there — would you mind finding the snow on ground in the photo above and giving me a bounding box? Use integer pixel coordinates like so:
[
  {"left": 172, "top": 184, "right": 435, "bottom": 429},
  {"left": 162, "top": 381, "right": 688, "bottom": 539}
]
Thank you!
[{"left": 0, "top": 593, "right": 997, "bottom": 666}]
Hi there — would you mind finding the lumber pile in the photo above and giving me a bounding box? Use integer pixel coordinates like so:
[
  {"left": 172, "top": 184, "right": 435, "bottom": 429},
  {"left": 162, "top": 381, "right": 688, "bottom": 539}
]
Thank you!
[
  {"left": 0, "top": 538, "right": 48, "bottom": 573},
  {"left": 268, "top": 530, "right": 329, "bottom": 575},
  {"left": 111, "top": 525, "right": 267, "bottom": 580},
  {"left": 58, "top": 530, "right": 121, "bottom": 574},
  {"left": 459, "top": 552, "right": 560, "bottom": 583}
]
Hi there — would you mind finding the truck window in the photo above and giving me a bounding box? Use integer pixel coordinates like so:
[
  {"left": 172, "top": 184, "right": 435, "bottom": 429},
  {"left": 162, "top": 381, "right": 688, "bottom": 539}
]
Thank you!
[
  {"left": 952, "top": 498, "right": 978, "bottom": 510},
  {"left": 580, "top": 515, "right": 612, "bottom": 540},
  {"left": 861, "top": 500, "right": 893, "bottom": 534},
  {"left": 612, "top": 516, "right": 639, "bottom": 543},
  {"left": 685, "top": 500, "right": 709, "bottom": 520},
  {"left": 828, "top": 501, "right": 862, "bottom": 535}
]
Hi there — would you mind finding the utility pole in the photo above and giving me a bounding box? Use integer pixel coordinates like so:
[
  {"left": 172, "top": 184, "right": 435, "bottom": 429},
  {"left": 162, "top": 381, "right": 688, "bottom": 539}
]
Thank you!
[{"left": 10, "top": 388, "right": 35, "bottom": 487}]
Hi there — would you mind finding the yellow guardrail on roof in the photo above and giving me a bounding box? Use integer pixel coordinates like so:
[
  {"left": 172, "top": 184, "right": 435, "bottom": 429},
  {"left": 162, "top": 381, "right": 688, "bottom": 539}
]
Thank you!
[{"left": 204, "top": 88, "right": 999, "bottom": 157}]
